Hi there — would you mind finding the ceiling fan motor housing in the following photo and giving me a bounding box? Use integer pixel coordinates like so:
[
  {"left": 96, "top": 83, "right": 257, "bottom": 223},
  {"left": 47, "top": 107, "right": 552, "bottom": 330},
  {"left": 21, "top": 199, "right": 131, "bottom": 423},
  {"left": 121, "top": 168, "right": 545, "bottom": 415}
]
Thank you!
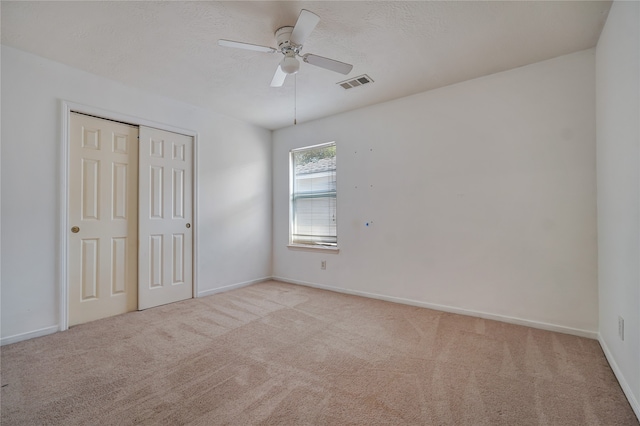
[
  {"left": 275, "top": 26, "right": 300, "bottom": 75},
  {"left": 275, "top": 26, "right": 296, "bottom": 51}
]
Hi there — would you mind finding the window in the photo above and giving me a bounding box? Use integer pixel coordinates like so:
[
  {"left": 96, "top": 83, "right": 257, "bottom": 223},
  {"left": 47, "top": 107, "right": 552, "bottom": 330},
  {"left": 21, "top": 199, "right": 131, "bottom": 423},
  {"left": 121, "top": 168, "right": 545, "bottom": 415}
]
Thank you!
[{"left": 290, "top": 142, "right": 337, "bottom": 247}]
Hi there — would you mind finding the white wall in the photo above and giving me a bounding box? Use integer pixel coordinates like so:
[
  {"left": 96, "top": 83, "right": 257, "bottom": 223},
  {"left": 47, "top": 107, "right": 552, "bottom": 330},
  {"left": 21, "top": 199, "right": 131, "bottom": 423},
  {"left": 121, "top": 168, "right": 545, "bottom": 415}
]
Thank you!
[
  {"left": 1, "top": 46, "right": 272, "bottom": 342},
  {"left": 273, "top": 49, "right": 598, "bottom": 336},
  {"left": 596, "top": 0, "right": 640, "bottom": 417}
]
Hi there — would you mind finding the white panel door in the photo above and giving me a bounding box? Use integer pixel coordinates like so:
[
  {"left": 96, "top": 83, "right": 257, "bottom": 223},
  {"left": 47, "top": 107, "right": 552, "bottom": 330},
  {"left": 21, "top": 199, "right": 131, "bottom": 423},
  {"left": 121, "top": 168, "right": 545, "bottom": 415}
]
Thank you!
[
  {"left": 68, "top": 113, "right": 138, "bottom": 326},
  {"left": 138, "top": 126, "right": 193, "bottom": 309}
]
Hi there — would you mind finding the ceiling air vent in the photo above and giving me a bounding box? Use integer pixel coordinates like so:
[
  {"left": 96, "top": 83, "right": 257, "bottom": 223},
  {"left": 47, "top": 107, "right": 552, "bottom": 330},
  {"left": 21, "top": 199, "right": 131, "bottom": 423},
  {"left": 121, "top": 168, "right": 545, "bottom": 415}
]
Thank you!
[{"left": 337, "top": 74, "right": 374, "bottom": 90}]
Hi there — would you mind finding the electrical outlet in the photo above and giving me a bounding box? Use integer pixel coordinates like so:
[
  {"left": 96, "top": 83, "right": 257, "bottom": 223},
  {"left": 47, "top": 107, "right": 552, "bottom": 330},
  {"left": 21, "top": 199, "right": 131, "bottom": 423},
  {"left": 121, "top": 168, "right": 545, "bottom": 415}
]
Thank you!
[
  {"left": 618, "top": 316, "right": 624, "bottom": 341},
  {"left": 321, "top": 260, "right": 326, "bottom": 270}
]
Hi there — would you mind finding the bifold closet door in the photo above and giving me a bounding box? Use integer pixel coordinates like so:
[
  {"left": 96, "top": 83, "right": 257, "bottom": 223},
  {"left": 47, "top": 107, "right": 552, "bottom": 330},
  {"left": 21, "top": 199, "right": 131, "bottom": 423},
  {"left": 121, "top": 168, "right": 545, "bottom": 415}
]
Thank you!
[{"left": 138, "top": 126, "right": 193, "bottom": 310}]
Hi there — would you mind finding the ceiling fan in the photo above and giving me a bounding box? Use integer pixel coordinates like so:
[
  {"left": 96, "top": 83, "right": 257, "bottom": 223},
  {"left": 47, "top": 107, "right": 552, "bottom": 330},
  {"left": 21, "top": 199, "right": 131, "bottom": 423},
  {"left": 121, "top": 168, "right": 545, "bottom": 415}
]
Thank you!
[{"left": 218, "top": 9, "right": 353, "bottom": 87}]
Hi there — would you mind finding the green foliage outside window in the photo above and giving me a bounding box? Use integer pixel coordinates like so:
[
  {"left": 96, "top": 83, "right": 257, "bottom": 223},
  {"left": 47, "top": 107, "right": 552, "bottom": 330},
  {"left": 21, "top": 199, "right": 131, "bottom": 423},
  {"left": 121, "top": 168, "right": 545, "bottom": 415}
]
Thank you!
[{"left": 293, "top": 145, "right": 336, "bottom": 166}]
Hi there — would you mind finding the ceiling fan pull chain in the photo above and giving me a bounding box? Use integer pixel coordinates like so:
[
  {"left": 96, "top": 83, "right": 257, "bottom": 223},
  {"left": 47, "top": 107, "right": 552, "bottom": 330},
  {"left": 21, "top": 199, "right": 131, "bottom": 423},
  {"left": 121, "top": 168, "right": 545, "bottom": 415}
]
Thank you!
[{"left": 294, "top": 73, "right": 297, "bottom": 126}]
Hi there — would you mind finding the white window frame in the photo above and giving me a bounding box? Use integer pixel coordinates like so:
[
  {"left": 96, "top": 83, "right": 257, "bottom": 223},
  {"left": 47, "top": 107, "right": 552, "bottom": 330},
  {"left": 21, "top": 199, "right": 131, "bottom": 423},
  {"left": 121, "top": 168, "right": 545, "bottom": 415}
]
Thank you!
[{"left": 288, "top": 142, "right": 338, "bottom": 251}]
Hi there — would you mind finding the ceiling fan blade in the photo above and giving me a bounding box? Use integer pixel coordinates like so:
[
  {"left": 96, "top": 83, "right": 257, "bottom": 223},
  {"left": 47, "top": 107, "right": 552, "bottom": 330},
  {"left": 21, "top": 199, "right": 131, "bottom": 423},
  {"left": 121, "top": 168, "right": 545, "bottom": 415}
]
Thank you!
[
  {"left": 270, "top": 65, "right": 287, "bottom": 87},
  {"left": 302, "top": 54, "right": 353, "bottom": 75},
  {"left": 217, "top": 39, "right": 276, "bottom": 53},
  {"left": 290, "top": 9, "right": 320, "bottom": 46}
]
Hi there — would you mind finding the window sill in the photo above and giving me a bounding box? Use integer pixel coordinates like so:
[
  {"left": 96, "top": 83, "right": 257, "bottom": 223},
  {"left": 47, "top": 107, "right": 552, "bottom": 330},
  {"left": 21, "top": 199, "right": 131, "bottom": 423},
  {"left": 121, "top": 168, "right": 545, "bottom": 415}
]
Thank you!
[{"left": 287, "top": 244, "right": 340, "bottom": 253}]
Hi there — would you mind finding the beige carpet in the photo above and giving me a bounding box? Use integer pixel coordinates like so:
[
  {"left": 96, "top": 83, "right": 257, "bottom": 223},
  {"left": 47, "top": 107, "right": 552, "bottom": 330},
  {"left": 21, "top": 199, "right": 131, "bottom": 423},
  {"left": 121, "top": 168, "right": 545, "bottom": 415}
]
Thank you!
[{"left": 1, "top": 280, "right": 638, "bottom": 425}]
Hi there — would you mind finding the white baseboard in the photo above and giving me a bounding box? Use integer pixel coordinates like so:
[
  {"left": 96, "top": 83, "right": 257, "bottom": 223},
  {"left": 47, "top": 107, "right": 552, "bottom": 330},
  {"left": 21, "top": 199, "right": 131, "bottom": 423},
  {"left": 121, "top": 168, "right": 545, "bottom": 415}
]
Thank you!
[
  {"left": 272, "top": 276, "right": 599, "bottom": 339},
  {"left": 598, "top": 335, "right": 640, "bottom": 421},
  {"left": 1, "top": 325, "right": 59, "bottom": 346},
  {"left": 197, "top": 276, "right": 273, "bottom": 298}
]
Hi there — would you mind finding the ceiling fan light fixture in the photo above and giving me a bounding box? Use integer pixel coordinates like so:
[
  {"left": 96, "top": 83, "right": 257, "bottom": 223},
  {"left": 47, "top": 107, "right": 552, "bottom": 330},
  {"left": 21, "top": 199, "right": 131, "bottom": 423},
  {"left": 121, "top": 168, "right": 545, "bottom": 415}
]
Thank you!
[
  {"left": 280, "top": 55, "right": 300, "bottom": 75},
  {"left": 219, "top": 9, "right": 353, "bottom": 86}
]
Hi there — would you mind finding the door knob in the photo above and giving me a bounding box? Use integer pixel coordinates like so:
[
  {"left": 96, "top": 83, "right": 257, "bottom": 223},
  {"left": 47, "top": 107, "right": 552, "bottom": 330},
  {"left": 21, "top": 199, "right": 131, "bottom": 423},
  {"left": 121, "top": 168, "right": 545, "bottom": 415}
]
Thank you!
[
  {"left": 71, "top": 226, "right": 80, "bottom": 233},
  {"left": 186, "top": 223, "right": 191, "bottom": 229}
]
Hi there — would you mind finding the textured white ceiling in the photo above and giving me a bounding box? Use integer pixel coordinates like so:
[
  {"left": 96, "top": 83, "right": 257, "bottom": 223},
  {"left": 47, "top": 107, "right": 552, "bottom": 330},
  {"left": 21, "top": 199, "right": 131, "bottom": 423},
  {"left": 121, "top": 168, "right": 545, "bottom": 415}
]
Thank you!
[{"left": 1, "top": 1, "right": 611, "bottom": 130}]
